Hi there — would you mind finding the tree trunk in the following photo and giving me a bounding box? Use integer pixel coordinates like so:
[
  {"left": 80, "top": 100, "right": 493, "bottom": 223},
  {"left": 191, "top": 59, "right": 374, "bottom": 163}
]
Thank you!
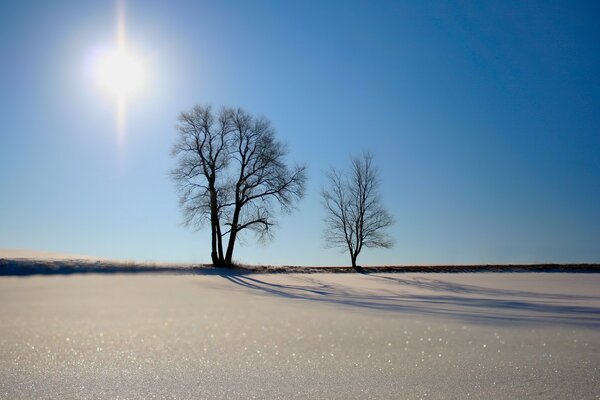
[
  {"left": 351, "top": 252, "right": 363, "bottom": 272},
  {"left": 216, "top": 221, "right": 224, "bottom": 264},
  {"left": 224, "top": 232, "right": 237, "bottom": 267},
  {"left": 210, "top": 223, "right": 218, "bottom": 266},
  {"left": 209, "top": 184, "right": 224, "bottom": 266},
  {"left": 224, "top": 205, "right": 241, "bottom": 267},
  {"left": 209, "top": 216, "right": 219, "bottom": 265}
]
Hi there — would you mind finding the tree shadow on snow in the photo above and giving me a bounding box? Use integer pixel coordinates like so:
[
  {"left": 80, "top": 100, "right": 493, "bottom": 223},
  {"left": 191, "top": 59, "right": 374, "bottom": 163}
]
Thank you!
[{"left": 221, "top": 274, "right": 600, "bottom": 328}]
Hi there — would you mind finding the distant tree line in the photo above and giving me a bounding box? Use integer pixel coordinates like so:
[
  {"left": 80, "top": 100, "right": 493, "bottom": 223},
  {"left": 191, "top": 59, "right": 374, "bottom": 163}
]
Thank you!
[{"left": 171, "top": 104, "right": 392, "bottom": 269}]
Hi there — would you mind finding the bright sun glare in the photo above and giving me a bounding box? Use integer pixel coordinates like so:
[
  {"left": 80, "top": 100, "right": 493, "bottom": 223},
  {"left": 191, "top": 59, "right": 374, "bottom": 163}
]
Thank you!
[
  {"left": 95, "top": 49, "right": 144, "bottom": 98},
  {"left": 90, "top": 0, "right": 146, "bottom": 145}
]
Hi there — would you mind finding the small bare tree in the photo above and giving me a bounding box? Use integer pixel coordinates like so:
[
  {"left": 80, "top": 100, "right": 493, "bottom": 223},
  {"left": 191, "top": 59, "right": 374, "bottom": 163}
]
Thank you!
[
  {"left": 322, "top": 153, "right": 393, "bottom": 269},
  {"left": 172, "top": 105, "right": 307, "bottom": 267}
]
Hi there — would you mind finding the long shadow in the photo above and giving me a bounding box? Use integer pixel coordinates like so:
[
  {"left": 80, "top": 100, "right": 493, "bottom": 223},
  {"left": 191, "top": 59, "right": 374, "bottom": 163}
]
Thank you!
[
  {"left": 222, "top": 274, "right": 600, "bottom": 328},
  {"left": 366, "top": 273, "right": 600, "bottom": 302}
]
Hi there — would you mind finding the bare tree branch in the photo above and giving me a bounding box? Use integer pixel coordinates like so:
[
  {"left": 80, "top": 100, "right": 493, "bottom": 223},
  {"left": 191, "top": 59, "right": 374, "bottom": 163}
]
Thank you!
[
  {"left": 171, "top": 105, "right": 306, "bottom": 267},
  {"left": 321, "top": 153, "right": 393, "bottom": 269}
]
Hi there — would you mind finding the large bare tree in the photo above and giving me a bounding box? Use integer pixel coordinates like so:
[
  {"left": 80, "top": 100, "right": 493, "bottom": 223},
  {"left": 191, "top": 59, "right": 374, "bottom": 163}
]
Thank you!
[
  {"left": 172, "top": 105, "right": 307, "bottom": 267},
  {"left": 321, "top": 153, "right": 393, "bottom": 269}
]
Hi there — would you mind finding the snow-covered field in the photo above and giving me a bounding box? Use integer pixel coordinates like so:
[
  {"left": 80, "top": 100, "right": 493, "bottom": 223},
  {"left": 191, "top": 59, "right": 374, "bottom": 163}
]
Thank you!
[{"left": 0, "top": 272, "right": 599, "bottom": 399}]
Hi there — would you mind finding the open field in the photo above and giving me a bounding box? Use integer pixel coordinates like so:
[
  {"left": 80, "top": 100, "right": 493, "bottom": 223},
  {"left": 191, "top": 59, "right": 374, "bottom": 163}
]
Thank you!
[{"left": 1, "top": 270, "right": 599, "bottom": 399}]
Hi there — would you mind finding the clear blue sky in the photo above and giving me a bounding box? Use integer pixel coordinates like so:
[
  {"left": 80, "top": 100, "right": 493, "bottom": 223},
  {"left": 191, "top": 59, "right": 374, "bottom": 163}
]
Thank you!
[{"left": 1, "top": 1, "right": 599, "bottom": 265}]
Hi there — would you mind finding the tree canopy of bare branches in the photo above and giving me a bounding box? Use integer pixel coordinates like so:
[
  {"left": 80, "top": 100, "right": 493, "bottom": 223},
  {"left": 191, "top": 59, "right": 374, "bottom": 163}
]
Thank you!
[
  {"left": 321, "top": 153, "right": 393, "bottom": 269},
  {"left": 171, "top": 105, "right": 307, "bottom": 267}
]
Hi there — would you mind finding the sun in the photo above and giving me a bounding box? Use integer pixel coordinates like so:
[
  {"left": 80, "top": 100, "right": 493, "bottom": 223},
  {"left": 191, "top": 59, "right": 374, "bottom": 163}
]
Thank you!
[
  {"left": 87, "top": 0, "right": 146, "bottom": 146},
  {"left": 91, "top": 0, "right": 145, "bottom": 100},
  {"left": 94, "top": 48, "right": 144, "bottom": 99}
]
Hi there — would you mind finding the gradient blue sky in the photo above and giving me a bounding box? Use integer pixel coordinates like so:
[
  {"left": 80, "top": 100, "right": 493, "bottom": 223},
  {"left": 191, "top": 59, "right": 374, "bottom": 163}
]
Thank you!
[{"left": 1, "top": 1, "right": 599, "bottom": 265}]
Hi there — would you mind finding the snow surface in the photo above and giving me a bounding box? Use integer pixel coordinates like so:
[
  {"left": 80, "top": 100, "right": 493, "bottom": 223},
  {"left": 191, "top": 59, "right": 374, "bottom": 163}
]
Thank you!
[{"left": 0, "top": 273, "right": 599, "bottom": 399}]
